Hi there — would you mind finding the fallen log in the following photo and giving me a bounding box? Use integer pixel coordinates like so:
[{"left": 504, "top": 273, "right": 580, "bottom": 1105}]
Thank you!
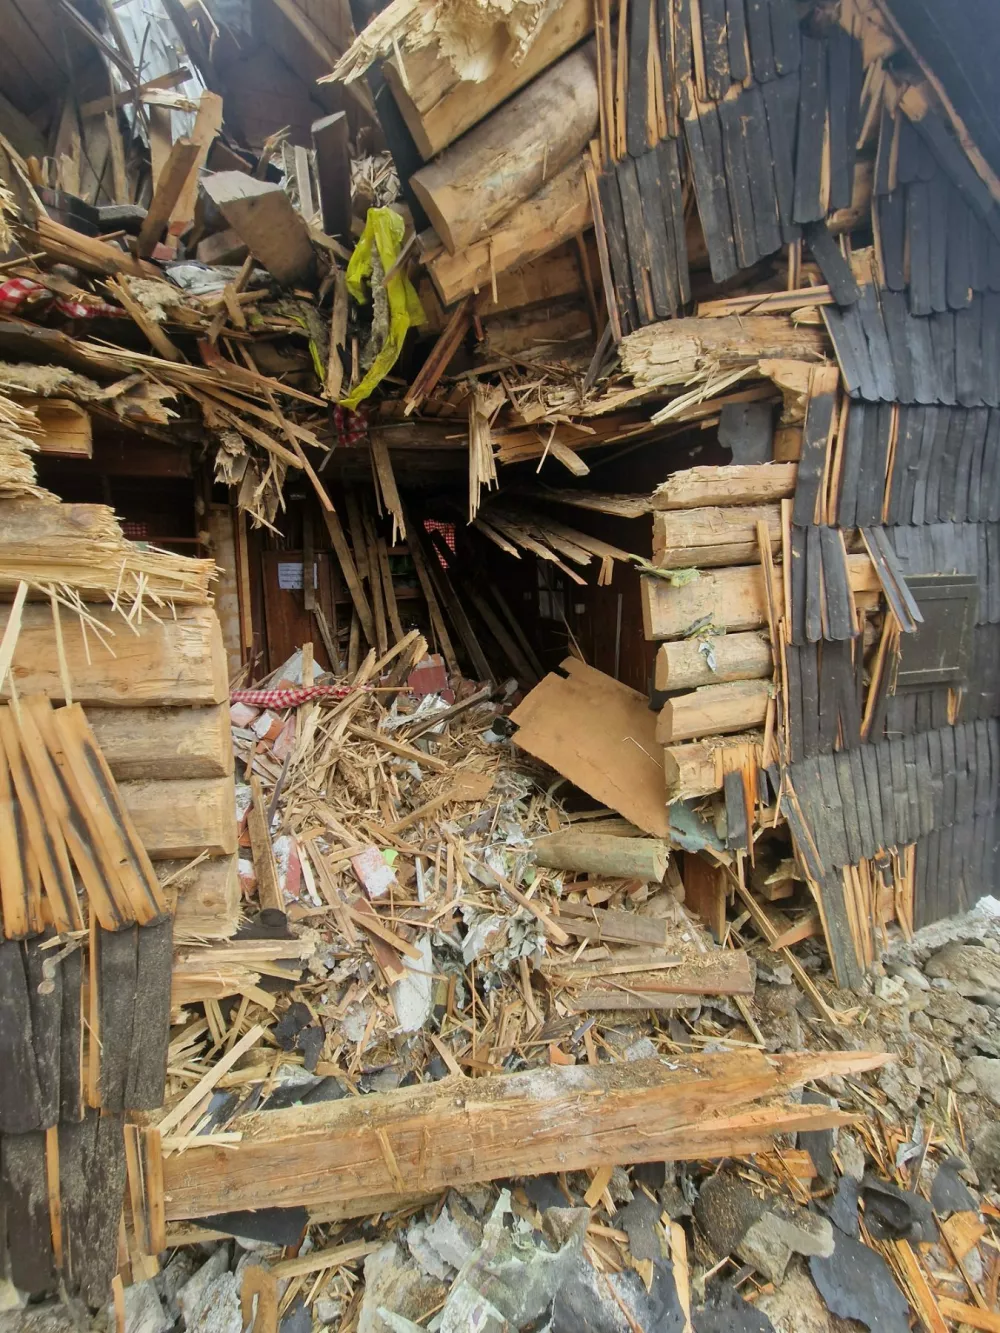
[
  {"left": 158, "top": 1048, "right": 890, "bottom": 1220},
  {"left": 641, "top": 556, "right": 877, "bottom": 639},
  {"left": 409, "top": 44, "right": 599, "bottom": 254},
  {"left": 663, "top": 733, "right": 765, "bottom": 800},
  {"left": 652, "top": 463, "right": 798, "bottom": 510},
  {"left": 655, "top": 632, "right": 773, "bottom": 691},
  {"left": 656, "top": 680, "right": 772, "bottom": 744},
  {"left": 652, "top": 504, "right": 781, "bottom": 567},
  {"left": 532, "top": 830, "right": 669, "bottom": 881},
  {"left": 423, "top": 158, "right": 591, "bottom": 305}
]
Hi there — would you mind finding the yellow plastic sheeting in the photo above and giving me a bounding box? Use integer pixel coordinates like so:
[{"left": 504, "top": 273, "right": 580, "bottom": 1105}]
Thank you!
[{"left": 341, "top": 207, "right": 424, "bottom": 409}]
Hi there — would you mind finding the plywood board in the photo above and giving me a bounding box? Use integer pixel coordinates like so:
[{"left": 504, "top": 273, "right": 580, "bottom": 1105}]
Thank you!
[{"left": 510, "top": 658, "right": 669, "bottom": 836}]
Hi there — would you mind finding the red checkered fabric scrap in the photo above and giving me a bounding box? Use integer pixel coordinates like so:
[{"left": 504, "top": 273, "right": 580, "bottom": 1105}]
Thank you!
[
  {"left": 0, "top": 277, "right": 123, "bottom": 321},
  {"left": 230, "top": 685, "right": 369, "bottom": 708}
]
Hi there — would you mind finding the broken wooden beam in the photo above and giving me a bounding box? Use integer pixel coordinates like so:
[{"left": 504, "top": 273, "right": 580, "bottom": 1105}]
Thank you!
[
  {"left": 137, "top": 137, "right": 200, "bottom": 257},
  {"left": 621, "top": 318, "right": 827, "bottom": 391},
  {"left": 202, "top": 172, "right": 316, "bottom": 287},
  {"left": 532, "top": 830, "right": 669, "bottom": 881},
  {"left": 663, "top": 733, "right": 765, "bottom": 800},
  {"left": 382, "top": 0, "right": 593, "bottom": 159},
  {"left": 655, "top": 631, "right": 773, "bottom": 691},
  {"left": 409, "top": 44, "right": 599, "bottom": 254},
  {"left": 20, "top": 398, "right": 92, "bottom": 457},
  {"left": 158, "top": 1048, "right": 890, "bottom": 1220},
  {"left": 158, "top": 853, "right": 240, "bottom": 940},
  {"left": 549, "top": 949, "right": 756, "bottom": 1007},
  {"left": 656, "top": 680, "right": 772, "bottom": 743},
  {"left": 652, "top": 464, "right": 798, "bottom": 510}
]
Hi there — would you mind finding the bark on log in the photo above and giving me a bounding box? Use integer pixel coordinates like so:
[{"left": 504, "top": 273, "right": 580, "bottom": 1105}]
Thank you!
[
  {"left": 663, "top": 733, "right": 765, "bottom": 800},
  {"left": 120, "top": 776, "right": 237, "bottom": 859},
  {"left": 409, "top": 44, "right": 599, "bottom": 255},
  {"left": 655, "top": 632, "right": 773, "bottom": 691},
  {"left": 656, "top": 680, "right": 772, "bottom": 744},
  {"left": 87, "top": 704, "right": 233, "bottom": 781},
  {"left": 384, "top": 0, "right": 593, "bottom": 159},
  {"left": 642, "top": 556, "right": 877, "bottom": 639},
  {"left": 652, "top": 463, "right": 798, "bottom": 510},
  {"left": 0, "top": 605, "right": 228, "bottom": 707},
  {"left": 532, "top": 831, "right": 669, "bottom": 881},
  {"left": 158, "top": 1048, "right": 888, "bottom": 1220},
  {"left": 621, "top": 317, "right": 828, "bottom": 391},
  {"left": 653, "top": 504, "right": 781, "bottom": 567}
]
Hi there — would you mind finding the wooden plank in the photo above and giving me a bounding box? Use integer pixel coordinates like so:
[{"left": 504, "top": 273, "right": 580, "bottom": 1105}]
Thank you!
[
  {"left": 247, "top": 775, "right": 282, "bottom": 913},
  {"left": 718, "top": 91, "right": 759, "bottom": 270},
  {"left": 159, "top": 1048, "right": 887, "bottom": 1220},
  {"left": 0, "top": 605, "right": 228, "bottom": 708},
  {"left": 510, "top": 659, "right": 670, "bottom": 837},
  {"left": 556, "top": 901, "right": 670, "bottom": 947},
  {"left": 741, "top": 83, "right": 782, "bottom": 258},
  {"left": 311, "top": 112, "right": 351, "bottom": 240},
  {"left": 137, "top": 138, "right": 199, "bottom": 257},
  {"left": 684, "top": 105, "right": 738, "bottom": 283},
  {"left": 684, "top": 853, "right": 727, "bottom": 939},
  {"left": 168, "top": 92, "right": 222, "bottom": 241},
  {"left": 793, "top": 35, "right": 826, "bottom": 224}
]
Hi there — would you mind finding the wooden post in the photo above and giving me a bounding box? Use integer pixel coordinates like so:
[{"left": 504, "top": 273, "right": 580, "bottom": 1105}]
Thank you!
[{"left": 532, "top": 831, "right": 669, "bottom": 881}]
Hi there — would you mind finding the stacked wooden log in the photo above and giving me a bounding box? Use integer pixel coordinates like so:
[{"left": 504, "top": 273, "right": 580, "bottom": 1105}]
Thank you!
[
  {"left": 0, "top": 502, "right": 238, "bottom": 939},
  {"left": 644, "top": 463, "right": 797, "bottom": 797}
]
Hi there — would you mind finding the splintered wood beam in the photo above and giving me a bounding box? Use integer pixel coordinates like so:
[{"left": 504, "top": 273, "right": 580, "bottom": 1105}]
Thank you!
[
  {"left": 159, "top": 1048, "right": 890, "bottom": 1220},
  {"left": 663, "top": 733, "right": 765, "bottom": 801},
  {"left": 652, "top": 463, "right": 798, "bottom": 510},
  {"left": 620, "top": 316, "right": 828, "bottom": 391},
  {"left": 382, "top": 0, "right": 593, "bottom": 159}
]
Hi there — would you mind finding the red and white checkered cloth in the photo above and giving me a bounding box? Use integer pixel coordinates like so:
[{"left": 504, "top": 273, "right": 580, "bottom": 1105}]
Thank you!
[
  {"left": 331, "top": 404, "right": 369, "bottom": 447},
  {"left": 0, "top": 276, "right": 122, "bottom": 321},
  {"left": 230, "top": 684, "right": 370, "bottom": 707}
]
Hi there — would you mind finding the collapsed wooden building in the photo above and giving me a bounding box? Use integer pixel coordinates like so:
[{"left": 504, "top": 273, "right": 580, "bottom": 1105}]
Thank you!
[{"left": 0, "top": 0, "right": 997, "bottom": 1322}]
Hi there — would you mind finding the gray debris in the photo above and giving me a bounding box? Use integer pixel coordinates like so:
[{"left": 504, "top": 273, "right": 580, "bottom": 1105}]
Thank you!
[
  {"left": 358, "top": 1243, "right": 446, "bottom": 1333},
  {"left": 966, "top": 1056, "right": 1000, "bottom": 1105},
  {"left": 930, "top": 1157, "right": 978, "bottom": 1216},
  {"left": 738, "top": 1209, "right": 834, "bottom": 1286},
  {"left": 810, "top": 1234, "right": 910, "bottom": 1333}
]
